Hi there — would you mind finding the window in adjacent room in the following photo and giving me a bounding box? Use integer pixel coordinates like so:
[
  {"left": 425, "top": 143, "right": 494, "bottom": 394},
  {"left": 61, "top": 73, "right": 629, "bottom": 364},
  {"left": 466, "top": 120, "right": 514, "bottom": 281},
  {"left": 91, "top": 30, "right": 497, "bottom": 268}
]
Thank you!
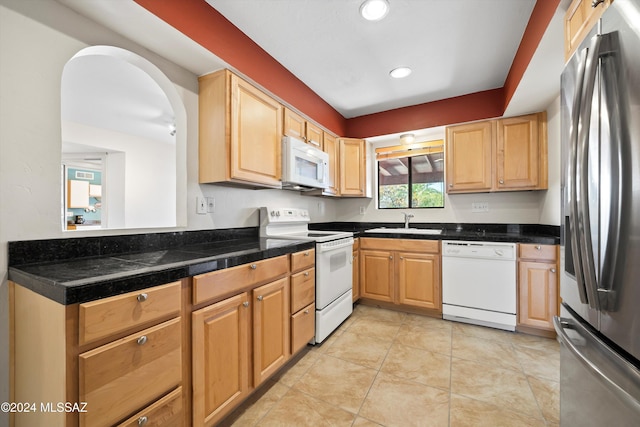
[{"left": 376, "top": 139, "right": 444, "bottom": 209}]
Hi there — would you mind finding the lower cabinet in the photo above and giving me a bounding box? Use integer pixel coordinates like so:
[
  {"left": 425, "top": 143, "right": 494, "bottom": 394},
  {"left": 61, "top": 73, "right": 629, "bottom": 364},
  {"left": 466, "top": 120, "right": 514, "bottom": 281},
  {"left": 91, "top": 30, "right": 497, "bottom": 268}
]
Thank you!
[
  {"left": 359, "top": 238, "right": 441, "bottom": 314},
  {"left": 192, "top": 293, "right": 250, "bottom": 427},
  {"left": 517, "top": 244, "right": 559, "bottom": 336}
]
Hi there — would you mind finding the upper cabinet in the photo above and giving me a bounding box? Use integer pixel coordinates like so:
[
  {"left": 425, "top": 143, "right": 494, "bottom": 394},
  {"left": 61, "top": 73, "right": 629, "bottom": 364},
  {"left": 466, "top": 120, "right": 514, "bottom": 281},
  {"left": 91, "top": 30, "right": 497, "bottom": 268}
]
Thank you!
[
  {"left": 564, "top": 0, "right": 612, "bottom": 61},
  {"left": 322, "top": 132, "right": 340, "bottom": 196},
  {"left": 445, "top": 112, "right": 547, "bottom": 194},
  {"left": 339, "top": 137, "right": 367, "bottom": 197},
  {"left": 283, "top": 108, "right": 323, "bottom": 149},
  {"left": 199, "top": 70, "right": 283, "bottom": 188}
]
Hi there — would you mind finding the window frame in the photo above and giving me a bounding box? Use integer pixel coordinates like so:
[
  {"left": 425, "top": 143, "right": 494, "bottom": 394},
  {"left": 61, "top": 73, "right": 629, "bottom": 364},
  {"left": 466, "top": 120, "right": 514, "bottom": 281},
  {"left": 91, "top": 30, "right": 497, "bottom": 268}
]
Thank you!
[{"left": 376, "top": 139, "right": 445, "bottom": 210}]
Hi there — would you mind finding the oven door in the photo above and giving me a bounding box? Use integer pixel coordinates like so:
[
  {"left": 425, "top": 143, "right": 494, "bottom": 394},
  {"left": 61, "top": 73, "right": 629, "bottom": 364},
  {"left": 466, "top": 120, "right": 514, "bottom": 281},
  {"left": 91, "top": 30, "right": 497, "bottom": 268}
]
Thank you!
[{"left": 315, "top": 238, "right": 353, "bottom": 309}]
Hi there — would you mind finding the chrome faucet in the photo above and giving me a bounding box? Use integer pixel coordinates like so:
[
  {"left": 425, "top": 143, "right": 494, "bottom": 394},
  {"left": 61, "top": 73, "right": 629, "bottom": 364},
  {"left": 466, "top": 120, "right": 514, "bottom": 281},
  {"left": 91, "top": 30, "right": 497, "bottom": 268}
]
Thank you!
[{"left": 402, "top": 212, "right": 414, "bottom": 228}]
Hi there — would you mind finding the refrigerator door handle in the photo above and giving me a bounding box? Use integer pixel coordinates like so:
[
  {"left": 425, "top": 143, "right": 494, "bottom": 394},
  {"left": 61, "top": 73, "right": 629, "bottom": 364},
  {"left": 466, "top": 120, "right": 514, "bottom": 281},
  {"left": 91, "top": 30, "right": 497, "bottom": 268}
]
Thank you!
[
  {"left": 554, "top": 315, "right": 640, "bottom": 414},
  {"left": 576, "top": 34, "right": 603, "bottom": 310},
  {"left": 597, "top": 31, "right": 627, "bottom": 312},
  {"left": 568, "top": 47, "right": 590, "bottom": 305}
]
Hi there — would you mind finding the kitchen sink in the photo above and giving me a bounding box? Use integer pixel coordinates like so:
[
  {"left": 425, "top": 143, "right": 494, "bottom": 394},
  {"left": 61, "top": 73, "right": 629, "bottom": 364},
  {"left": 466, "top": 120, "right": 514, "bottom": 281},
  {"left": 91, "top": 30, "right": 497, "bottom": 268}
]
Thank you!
[{"left": 364, "top": 227, "right": 442, "bottom": 235}]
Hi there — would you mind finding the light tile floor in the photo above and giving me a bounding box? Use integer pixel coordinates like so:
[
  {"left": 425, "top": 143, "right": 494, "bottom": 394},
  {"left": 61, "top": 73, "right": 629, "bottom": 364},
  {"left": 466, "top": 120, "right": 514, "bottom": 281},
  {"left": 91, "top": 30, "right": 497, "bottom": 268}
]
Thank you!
[{"left": 221, "top": 304, "right": 560, "bottom": 427}]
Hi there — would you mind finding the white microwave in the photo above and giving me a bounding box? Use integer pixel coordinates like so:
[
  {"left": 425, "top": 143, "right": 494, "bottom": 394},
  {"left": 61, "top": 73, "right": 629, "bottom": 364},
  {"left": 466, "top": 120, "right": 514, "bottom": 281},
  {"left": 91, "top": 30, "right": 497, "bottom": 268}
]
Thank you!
[{"left": 282, "top": 136, "right": 329, "bottom": 190}]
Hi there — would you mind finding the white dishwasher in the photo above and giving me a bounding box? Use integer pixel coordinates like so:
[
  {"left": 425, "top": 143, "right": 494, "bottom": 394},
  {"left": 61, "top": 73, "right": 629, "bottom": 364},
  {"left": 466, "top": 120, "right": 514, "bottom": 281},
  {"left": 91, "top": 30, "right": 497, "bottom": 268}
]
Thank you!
[{"left": 441, "top": 240, "right": 517, "bottom": 331}]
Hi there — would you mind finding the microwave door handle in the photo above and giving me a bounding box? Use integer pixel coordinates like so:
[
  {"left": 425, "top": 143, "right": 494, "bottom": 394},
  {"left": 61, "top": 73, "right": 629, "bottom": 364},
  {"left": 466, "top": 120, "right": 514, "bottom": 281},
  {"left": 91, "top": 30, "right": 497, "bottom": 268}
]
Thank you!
[
  {"left": 597, "top": 32, "right": 627, "bottom": 312},
  {"left": 576, "top": 34, "right": 603, "bottom": 310},
  {"left": 569, "top": 47, "right": 589, "bottom": 305}
]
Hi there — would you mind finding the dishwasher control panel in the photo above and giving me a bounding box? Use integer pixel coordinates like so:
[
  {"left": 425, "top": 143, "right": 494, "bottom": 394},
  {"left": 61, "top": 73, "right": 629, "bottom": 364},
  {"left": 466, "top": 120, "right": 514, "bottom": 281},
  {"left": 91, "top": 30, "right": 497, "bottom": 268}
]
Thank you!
[{"left": 442, "top": 241, "right": 516, "bottom": 260}]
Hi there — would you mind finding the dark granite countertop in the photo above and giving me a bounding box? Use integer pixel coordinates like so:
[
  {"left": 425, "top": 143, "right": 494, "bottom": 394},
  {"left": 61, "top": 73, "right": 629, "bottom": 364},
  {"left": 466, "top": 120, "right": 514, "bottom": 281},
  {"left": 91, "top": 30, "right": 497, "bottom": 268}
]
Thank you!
[
  {"left": 309, "top": 222, "right": 560, "bottom": 245},
  {"left": 9, "top": 232, "right": 314, "bottom": 305}
]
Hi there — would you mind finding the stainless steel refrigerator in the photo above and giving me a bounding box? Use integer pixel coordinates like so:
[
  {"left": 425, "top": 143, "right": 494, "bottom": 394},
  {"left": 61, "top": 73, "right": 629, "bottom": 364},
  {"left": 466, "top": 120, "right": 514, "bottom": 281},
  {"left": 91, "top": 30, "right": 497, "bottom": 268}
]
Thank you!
[{"left": 557, "top": 0, "right": 640, "bottom": 425}]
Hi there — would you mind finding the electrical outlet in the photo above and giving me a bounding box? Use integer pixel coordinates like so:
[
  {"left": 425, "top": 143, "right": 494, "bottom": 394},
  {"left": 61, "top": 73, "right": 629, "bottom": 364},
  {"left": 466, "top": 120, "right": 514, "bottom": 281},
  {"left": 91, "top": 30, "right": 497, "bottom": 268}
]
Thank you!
[
  {"left": 206, "top": 197, "right": 215, "bottom": 213},
  {"left": 471, "top": 202, "right": 489, "bottom": 213},
  {"left": 196, "top": 196, "right": 207, "bottom": 214}
]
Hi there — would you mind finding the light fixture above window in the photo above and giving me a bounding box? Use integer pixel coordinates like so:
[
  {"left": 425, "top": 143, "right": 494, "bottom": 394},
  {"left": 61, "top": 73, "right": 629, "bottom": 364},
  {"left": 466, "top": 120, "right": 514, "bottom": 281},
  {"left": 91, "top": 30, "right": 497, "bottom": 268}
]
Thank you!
[
  {"left": 400, "top": 133, "right": 415, "bottom": 144},
  {"left": 390, "top": 66, "right": 412, "bottom": 79},
  {"left": 360, "top": 0, "right": 389, "bottom": 21}
]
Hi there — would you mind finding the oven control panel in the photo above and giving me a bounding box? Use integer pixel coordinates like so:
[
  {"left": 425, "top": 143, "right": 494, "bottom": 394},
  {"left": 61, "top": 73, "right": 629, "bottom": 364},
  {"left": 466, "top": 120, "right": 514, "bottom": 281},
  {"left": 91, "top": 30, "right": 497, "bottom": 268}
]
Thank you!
[{"left": 262, "top": 207, "right": 310, "bottom": 223}]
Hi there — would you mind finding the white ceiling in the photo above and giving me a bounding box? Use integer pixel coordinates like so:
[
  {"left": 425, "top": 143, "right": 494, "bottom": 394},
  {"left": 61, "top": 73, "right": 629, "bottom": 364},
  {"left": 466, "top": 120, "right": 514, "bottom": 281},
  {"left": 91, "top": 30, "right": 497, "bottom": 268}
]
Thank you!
[
  {"left": 57, "top": 0, "right": 570, "bottom": 141},
  {"left": 206, "top": 0, "right": 536, "bottom": 118}
]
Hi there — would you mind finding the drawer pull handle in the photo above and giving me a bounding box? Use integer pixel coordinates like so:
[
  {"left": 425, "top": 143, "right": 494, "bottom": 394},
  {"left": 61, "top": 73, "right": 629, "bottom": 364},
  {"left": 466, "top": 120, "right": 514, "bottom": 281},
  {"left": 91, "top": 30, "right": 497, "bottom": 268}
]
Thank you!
[
  {"left": 304, "top": 272, "right": 309, "bottom": 277},
  {"left": 137, "top": 335, "right": 148, "bottom": 346},
  {"left": 535, "top": 245, "right": 541, "bottom": 250},
  {"left": 137, "top": 293, "right": 148, "bottom": 302},
  {"left": 551, "top": 268, "right": 557, "bottom": 273},
  {"left": 257, "top": 295, "right": 264, "bottom": 301},
  {"left": 138, "top": 416, "right": 148, "bottom": 426},
  {"left": 304, "top": 309, "right": 309, "bottom": 314},
  {"left": 250, "top": 264, "right": 257, "bottom": 270},
  {"left": 304, "top": 252, "right": 310, "bottom": 257},
  {"left": 243, "top": 301, "right": 249, "bottom": 307}
]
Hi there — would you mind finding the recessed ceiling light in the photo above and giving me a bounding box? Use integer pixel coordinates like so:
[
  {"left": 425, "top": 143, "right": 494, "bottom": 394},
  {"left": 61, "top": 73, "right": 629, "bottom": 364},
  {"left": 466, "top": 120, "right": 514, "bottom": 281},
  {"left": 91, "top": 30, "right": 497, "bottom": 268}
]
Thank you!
[
  {"left": 360, "top": 0, "right": 389, "bottom": 21},
  {"left": 390, "top": 67, "right": 412, "bottom": 79}
]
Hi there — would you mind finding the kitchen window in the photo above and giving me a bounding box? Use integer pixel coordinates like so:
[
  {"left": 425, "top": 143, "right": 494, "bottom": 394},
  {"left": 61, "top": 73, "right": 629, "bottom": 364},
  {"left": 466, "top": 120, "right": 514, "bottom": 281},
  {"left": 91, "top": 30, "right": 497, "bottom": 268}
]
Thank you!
[{"left": 376, "top": 140, "right": 444, "bottom": 209}]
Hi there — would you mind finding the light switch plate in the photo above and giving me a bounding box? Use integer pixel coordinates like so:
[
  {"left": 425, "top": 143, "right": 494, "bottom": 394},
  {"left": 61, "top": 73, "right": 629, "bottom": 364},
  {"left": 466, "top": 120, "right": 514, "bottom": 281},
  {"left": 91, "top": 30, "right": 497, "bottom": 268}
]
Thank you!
[{"left": 196, "top": 196, "right": 207, "bottom": 214}]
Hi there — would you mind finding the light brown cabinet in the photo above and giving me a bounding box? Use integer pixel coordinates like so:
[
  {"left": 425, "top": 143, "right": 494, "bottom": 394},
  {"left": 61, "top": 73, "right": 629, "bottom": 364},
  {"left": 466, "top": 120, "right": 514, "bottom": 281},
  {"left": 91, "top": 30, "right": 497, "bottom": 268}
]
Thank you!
[
  {"left": 192, "top": 292, "right": 249, "bottom": 427},
  {"left": 359, "top": 238, "right": 441, "bottom": 314},
  {"left": 199, "top": 69, "right": 283, "bottom": 188},
  {"left": 446, "top": 112, "right": 547, "bottom": 194},
  {"left": 517, "top": 244, "right": 559, "bottom": 336},
  {"left": 11, "top": 280, "right": 185, "bottom": 427},
  {"left": 339, "top": 137, "right": 367, "bottom": 197},
  {"left": 565, "top": 0, "right": 612, "bottom": 61},
  {"left": 290, "top": 249, "right": 315, "bottom": 354},
  {"left": 283, "top": 107, "right": 323, "bottom": 149},
  {"left": 323, "top": 132, "right": 340, "bottom": 196}
]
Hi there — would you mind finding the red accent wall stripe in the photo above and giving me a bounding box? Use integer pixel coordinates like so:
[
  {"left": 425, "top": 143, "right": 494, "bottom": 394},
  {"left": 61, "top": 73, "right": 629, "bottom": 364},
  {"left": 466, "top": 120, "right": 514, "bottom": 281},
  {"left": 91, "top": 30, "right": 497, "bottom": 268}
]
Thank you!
[
  {"left": 502, "top": 0, "right": 561, "bottom": 110},
  {"left": 134, "top": 0, "right": 557, "bottom": 139}
]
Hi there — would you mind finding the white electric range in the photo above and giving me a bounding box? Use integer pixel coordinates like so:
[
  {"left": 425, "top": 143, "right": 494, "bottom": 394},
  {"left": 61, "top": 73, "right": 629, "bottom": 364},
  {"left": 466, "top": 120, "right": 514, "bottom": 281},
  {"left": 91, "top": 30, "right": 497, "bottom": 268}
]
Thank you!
[{"left": 259, "top": 207, "right": 354, "bottom": 343}]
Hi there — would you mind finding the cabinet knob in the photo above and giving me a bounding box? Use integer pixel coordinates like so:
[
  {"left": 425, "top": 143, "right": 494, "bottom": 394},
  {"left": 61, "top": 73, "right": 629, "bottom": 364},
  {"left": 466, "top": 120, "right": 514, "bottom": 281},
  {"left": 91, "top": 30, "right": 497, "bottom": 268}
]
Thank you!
[
  {"left": 304, "top": 309, "right": 309, "bottom": 314},
  {"left": 257, "top": 295, "right": 264, "bottom": 301},
  {"left": 389, "top": 255, "right": 393, "bottom": 260},
  {"left": 136, "top": 293, "right": 148, "bottom": 302},
  {"left": 304, "top": 252, "right": 310, "bottom": 257},
  {"left": 304, "top": 272, "right": 309, "bottom": 277},
  {"left": 592, "top": 0, "right": 604, "bottom": 7},
  {"left": 551, "top": 268, "right": 557, "bottom": 273},
  {"left": 535, "top": 245, "right": 541, "bottom": 250},
  {"left": 138, "top": 416, "right": 148, "bottom": 426},
  {"left": 448, "top": 184, "right": 453, "bottom": 188},
  {"left": 250, "top": 264, "right": 257, "bottom": 270},
  {"left": 243, "top": 301, "right": 249, "bottom": 308},
  {"left": 499, "top": 179, "right": 504, "bottom": 184},
  {"left": 400, "top": 256, "right": 404, "bottom": 260},
  {"left": 137, "top": 335, "right": 147, "bottom": 346}
]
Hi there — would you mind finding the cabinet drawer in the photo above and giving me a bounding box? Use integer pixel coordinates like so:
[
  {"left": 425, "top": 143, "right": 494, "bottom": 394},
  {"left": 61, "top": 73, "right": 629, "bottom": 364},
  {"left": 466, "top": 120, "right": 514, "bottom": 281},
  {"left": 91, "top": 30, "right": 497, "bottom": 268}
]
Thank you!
[
  {"left": 193, "top": 255, "right": 289, "bottom": 305},
  {"left": 291, "top": 267, "right": 315, "bottom": 313},
  {"left": 291, "top": 303, "right": 315, "bottom": 354},
  {"left": 79, "top": 281, "right": 181, "bottom": 346},
  {"left": 79, "top": 318, "right": 182, "bottom": 427},
  {"left": 519, "top": 244, "right": 557, "bottom": 261},
  {"left": 117, "top": 387, "right": 182, "bottom": 427},
  {"left": 291, "top": 248, "right": 315, "bottom": 272},
  {"left": 360, "top": 238, "right": 440, "bottom": 253}
]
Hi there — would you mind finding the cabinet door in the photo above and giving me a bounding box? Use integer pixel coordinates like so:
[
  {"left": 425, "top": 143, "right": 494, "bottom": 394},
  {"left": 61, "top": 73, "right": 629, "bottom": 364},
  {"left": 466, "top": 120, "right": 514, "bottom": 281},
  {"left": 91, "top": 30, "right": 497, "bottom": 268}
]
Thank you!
[
  {"left": 360, "top": 249, "right": 394, "bottom": 302},
  {"left": 306, "top": 122, "right": 323, "bottom": 149},
  {"left": 230, "top": 74, "right": 282, "bottom": 187},
  {"left": 518, "top": 261, "right": 558, "bottom": 331},
  {"left": 496, "top": 114, "right": 539, "bottom": 190},
  {"left": 352, "top": 249, "right": 360, "bottom": 302},
  {"left": 339, "top": 137, "right": 366, "bottom": 196},
  {"left": 253, "top": 277, "right": 290, "bottom": 386},
  {"left": 68, "top": 179, "right": 90, "bottom": 208},
  {"left": 192, "top": 293, "right": 250, "bottom": 427},
  {"left": 446, "top": 121, "right": 493, "bottom": 193},
  {"left": 397, "top": 252, "right": 441, "bottom": 311},
  {"left": 564, "top": 0, "right": 610, "bottom": 61},
  {"left": 283, "top": 108, "right": 306, "bottom": 141},
  {"left": 323, "top": 133, "right": 340, "bottom": 196}
]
